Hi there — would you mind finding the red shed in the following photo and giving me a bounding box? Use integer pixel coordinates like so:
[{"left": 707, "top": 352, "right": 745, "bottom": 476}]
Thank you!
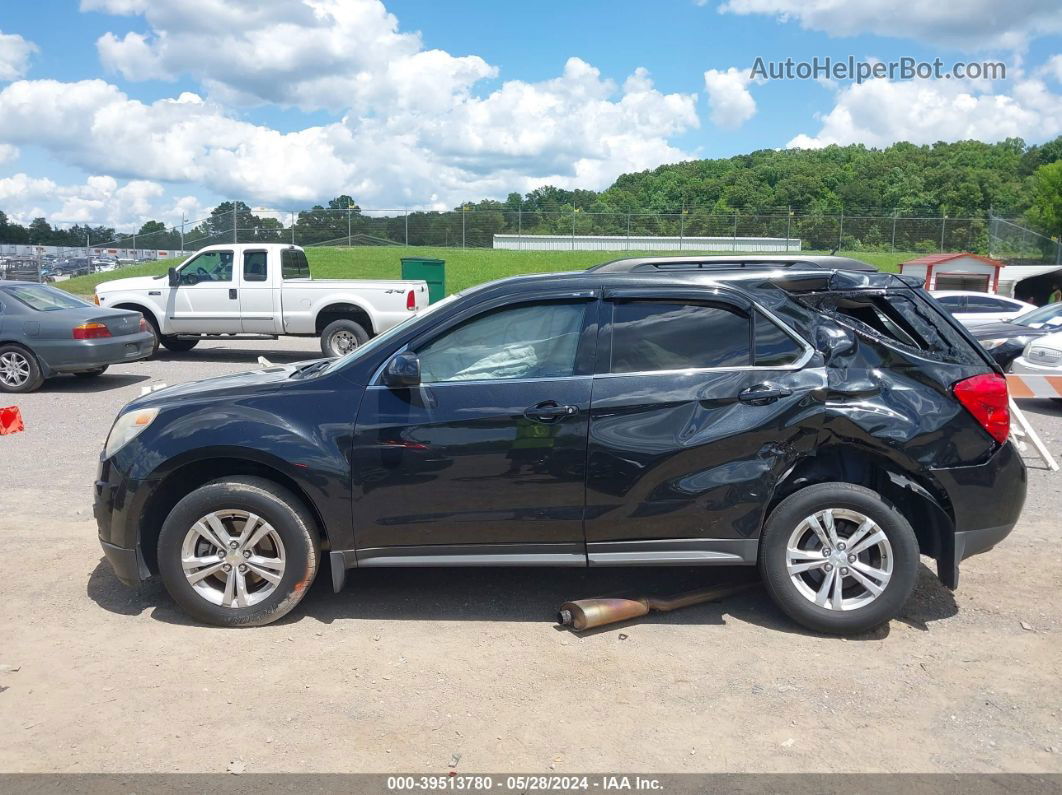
[{"left": 899, "top": 252, "right": 1004, "bottom": 293}]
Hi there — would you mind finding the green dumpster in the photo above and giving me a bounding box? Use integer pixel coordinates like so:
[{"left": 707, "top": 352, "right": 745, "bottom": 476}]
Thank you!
[{"left": 401, "top": 257, "right": 445, "bottom": 304}]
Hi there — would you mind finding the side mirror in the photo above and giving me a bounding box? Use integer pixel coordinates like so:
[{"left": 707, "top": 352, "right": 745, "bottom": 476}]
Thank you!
[
  {"left": 382, "top": 351, "right": 421, "bottom": 388},
  {"left": 167, "top": 267, "right": 179, "bottom": 287}
]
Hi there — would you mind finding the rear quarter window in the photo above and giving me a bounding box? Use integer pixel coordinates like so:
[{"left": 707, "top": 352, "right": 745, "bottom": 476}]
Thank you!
[
  {"left": 281, "top": 249, "right": 310, "bottom": 279},
  {"left": 805, "top": 290, "right": 986, "bottom": 366}
]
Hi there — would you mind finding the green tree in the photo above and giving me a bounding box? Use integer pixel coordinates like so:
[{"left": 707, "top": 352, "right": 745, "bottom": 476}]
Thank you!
[{"left": 1027, "top": 160, "right": 1062, "bottom": 241}]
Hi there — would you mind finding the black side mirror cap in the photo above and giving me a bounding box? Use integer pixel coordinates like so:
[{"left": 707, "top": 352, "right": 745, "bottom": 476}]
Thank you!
[
  {"left": 382, "top": 351, "right": 421, "bottom": 388},
  {"left": 167, "top": 267, "right": 179, "bottom": 287}
]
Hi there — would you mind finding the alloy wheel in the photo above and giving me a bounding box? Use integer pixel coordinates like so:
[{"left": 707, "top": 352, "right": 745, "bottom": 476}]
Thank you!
[
  {"left": 785, "top": 508, "right": 893, "bottom": 611},
  {"left": 180, "top": 510, "right": 286, "bottom": 608},
  {"left": 0, "top": 351, "right": 30, "bottom": 388}
]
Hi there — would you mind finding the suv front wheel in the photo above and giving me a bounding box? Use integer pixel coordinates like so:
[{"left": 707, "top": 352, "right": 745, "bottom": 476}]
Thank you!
[
  {"left": 157, "top": 476, "right": 319, "bottom": 627},
  {"left": 759, "top": 482, "right": 919, "bottom": 635}
]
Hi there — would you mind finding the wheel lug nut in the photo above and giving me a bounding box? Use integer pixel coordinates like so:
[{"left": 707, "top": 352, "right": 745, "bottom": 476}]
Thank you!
[
  {"left": 837, "top": 543, "right": 846, "bottom": 551},
  {"left": 824, "top": 563, "right": 833, "bottom": 571},
  {"left": 848, "top": 554, "right": 855, "bottom": 563},
  {"left": 238, "top": 564, "right": 248, "bottom": 573},
  {"left": 840, "top": 567, "right": 849, "bottom": 576},
  {"left": 243, "top": 550, "right": 251, "bottom": 558},
  {"left": 222, "top": 564, "right": 232, "bottom": 572},
  {"left": 229, "top": 541, "right": 238, "bottom": 549},
  {"left": 822, "top": 548, "right": 831, "bottom": 557},
  {"left": 217, "top": 551, "right": 225, "bottom": 559}
]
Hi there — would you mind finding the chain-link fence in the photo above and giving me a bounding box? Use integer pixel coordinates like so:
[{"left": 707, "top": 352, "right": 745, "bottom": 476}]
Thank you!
[
  {"left": 989, "top": 213, "right": 1062, "bottom": 266},
  {"left": 22, "top": 206, "right": 1056, "bottom": 261}
]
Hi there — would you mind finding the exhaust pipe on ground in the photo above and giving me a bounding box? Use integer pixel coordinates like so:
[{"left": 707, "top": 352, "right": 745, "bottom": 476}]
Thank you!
[{"left": 557, "top": 581, "right": 758, "bottom": 631}]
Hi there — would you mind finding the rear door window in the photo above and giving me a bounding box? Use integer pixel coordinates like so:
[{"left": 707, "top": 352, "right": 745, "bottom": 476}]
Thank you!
[
  {"left": 754, "top": 310, "right": 804, "bottom": 366},
  {"left": 609, "top": 301, "right": 751, "bottom": 373},
  {"left": 243, "top": 250, "right": 268, "bottom": 282}
]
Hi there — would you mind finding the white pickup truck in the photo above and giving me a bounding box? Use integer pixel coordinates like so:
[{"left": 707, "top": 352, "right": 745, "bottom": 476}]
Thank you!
[{"left": 94, "top": 244, "right": 428, "bottom": 357}]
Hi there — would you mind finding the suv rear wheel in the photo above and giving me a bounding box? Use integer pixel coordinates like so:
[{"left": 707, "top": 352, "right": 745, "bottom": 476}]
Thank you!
[
  {"left": 759, "top": 482, "right": 919, "bottom": 635},
  {"left": 157, "top": 476, "right": 319, "bottom": 627}
]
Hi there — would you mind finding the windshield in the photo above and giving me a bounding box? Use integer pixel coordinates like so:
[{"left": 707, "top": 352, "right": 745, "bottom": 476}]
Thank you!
[
  {"left": 321, "top": 291, "right": 466, "bottom": 375},
  {"left": 1013, "top": 302, "right": 1062, "bottom": 328},
  {"left": 5, "top": 285, "right": 91, "bottom": 311}
]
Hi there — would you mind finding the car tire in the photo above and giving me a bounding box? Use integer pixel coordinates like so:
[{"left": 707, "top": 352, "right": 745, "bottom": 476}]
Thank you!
[
  {"left": 74, "top": 367, "right": 108, "bottom": 378},
  {"left": 139, "top": 313, "right": 161, "bottom": 357},
  {"left": 320, "top": 319, "right": 369, "bottom": 358},
  {"left": 160, "top": 337, "right": 199, "bottom": 353},
  {"left": 758, "top": 482, "right": 919, "bottom": 635},
  {"left": 157, "top": 476, "right": 319, "bottom": 627},
  {"left": 0, "top": 344, "right": 45, "bottom": 393}
]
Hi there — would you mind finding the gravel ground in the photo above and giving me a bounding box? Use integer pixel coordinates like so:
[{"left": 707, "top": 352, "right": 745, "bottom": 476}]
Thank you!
[{"left": 1, "top": 338, "right": 1060, "bottom": 774}]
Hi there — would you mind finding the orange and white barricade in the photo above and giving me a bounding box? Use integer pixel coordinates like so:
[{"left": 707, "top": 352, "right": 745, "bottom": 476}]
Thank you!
[{"left": 1006, "top": 375, "right": 1060, "bottom": 471}]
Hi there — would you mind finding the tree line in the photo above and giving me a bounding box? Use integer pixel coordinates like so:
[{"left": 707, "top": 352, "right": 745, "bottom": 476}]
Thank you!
[{"left": 3, "top": 137, "right": 1061, "bottom": 252}]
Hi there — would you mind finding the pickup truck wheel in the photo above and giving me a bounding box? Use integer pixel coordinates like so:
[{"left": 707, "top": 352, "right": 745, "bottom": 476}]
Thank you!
[
  {"left": 758, "top": 482, "right": 918, "bottom": 636},
  {"left": 320, "top": 319, "right": 368, "bottom": 358},
  {"left": 0, "top": 344, "right": 44, "bottom": 393},
  {"left": 160, "top": 337, "right": 199, "bottom": 353},
  {"left": 157, "top": 476, "right": 319, "bottom": 627}
]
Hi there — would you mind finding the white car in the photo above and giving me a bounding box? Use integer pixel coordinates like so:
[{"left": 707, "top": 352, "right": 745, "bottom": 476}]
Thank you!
[
  {"left": 930, "top": 290, "right": 1036, "bottom": 327},
  {"left": 94, "top": 244, "right": 428, "bottom": 357},
  {"left": 1014, "top": 331, "right": 1062, "bottom": 373}
]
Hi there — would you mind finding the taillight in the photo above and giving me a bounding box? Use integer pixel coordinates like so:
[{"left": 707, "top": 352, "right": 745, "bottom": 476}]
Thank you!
[
  {"left": 953, "top": 373, "right": 1009, "bottom": 444},
  {"left": 93, "top": 294, "right": 100, "bottom": 306},
  {"left": 406, "top": 289, "right": 416, "bottom": 311},
  {"left": 139, "top": 317, "right": 148, "bottom": 333},
  {"left": 72, "top": 322, "right": 112, "bottom": 340}
]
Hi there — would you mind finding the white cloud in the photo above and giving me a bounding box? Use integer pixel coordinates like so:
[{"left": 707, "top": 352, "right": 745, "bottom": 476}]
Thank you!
[
  {"left": 716, "top": 0, "right": 1062, "bottom": 50},
  {"left": 0, "top": 171, "right": 205, "bottom": 230},
  {"left": 92, "top": 0, "right": 497, "bottom": 113},
  {"left": 787, "top": 76, "right": 1062, "bottom": 149},
  {"left": 0, "top": 31, "right": 37, "bottom": 81},
  {"left": 0, "top": 143, "right": 17, "bottom": 165},
  {"left": 703, "top": 67, "right": 757, "bottom": 128},
  {"left": 0, "top": 62, "right": 698, "bottom": 210}
]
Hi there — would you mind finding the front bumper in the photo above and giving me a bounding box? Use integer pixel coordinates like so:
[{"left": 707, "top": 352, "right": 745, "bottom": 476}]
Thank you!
[
  {"left": 37, "top": 331, "right": 155, "bottom": 375},
  {"left": 94, "top": 455, "right": 155, "bottom": 585},
  {"left": 1011, "top": 355, "right": 1062, "bottom": 374}
]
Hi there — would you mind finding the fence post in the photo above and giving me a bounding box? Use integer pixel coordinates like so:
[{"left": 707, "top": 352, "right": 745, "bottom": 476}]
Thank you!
[
  {"left": 291, "top": 211, "right": 295, "bottom": 245},
  {"left": 404, "top": 210, "right": 409, "bottom": 246},
  {"left": 180, "top": 212, "right": 185, "bottom": 254},
  {"left": 347, "top": 203, "right": 352, "bottom": 248},
  {"left": 837, "top": 206, "right": 844, "bottom": 251},
  {"left": 462, "top": 205, "right": 466, "bottom": 249},
  {"left": 940, "top": 212, "right": 947, "bottom": 252},
  {"left": 679, "top": 209, "right": 685, "bottom": 251},
  {"left": 517, "top": 207, "right": 522, "bottom": 238},
  {"left": 785, "top": 206, "right": 791, "bottom": 252},
  {"left": 891, "top": 212, "right": 897, "bottom": 252},
  {"left": 233, "top": 203, "right": 237, "bottom": 244},
  {"left": 571, "top": 207, "right": 576, "bottom": 251},
  {"left": 626, "top": 213, "right": 630, "bottom": 250},
  {"left": 732, "top": 211, "right": 738, "bottom": 251}
]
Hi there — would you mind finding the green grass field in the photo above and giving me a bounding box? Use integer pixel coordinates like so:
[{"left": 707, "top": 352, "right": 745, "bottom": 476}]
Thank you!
[{"left": 59, "top": 246, "right": 909, "bottom": 297}]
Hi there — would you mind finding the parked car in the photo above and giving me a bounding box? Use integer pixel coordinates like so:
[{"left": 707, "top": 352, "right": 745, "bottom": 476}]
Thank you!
[
  {"left": 969, "top": 302, "right": 1062, "bottom": 369},
  {"left": 1012, "top": 329, "right": 1062, "bottom": 373},
  {"left": 0, "top": 282, "right": 155, "bottom": 392},
  {"left": 94, "top": 244, "right": 428, "bottom": 357},
  {"left": 94, "top": 255, "right": 1025, "bottom": 634},
  {"left": 2, "top": 257, "right": 43, "bottom": 283},
  {"left": 930, "top": 290, "right": 1036, "bottom": 327}
]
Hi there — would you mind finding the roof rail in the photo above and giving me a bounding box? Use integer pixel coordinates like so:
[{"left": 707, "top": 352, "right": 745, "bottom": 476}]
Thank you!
[{"left": 588, "top": 254, "right": 877, "bottom": 273}]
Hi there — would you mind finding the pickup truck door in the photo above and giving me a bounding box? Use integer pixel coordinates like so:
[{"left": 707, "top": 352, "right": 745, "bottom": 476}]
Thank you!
[
  {"left": 350, "top": 292, "right": 599, "bottom": 564},
  {"left": 168, "top": 249, "right": 242, "bottom": 334},
  {"left": 239, "top": 249, "right": 280, "bottom": 334}
]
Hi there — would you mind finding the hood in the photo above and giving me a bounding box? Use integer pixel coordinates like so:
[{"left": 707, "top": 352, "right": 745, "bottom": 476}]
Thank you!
[
  {"left": 95, "top": 274, "right": 169, "bottom": 293},
  {"left": 130, "top": 359, "right": 324, "bottom": 408},
  {"left": 971, "top": 321, "right": 1050, "bottom": 339}
]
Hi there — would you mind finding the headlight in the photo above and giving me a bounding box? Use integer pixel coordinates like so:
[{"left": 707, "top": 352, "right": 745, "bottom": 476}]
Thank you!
[
  {"left": 979, "top": 338, "right": 1009, "bottom": 350},
  {"left": 104, "top": 408, "right": 159, "bottom": 458}
]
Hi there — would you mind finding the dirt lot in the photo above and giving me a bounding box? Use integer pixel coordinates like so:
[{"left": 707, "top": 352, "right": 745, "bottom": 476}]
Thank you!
[{"left": 1, "top": 338, "right": 1060, "bottom": 774}]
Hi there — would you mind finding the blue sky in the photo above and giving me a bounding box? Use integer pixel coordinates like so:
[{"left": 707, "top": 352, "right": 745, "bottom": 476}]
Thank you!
[{"left": 0, "top": 0, "right": 1059, "bottom": 230}]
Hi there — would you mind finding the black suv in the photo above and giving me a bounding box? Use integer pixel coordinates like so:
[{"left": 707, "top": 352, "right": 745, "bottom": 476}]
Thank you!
[{"left": 94, "top": 255, "right": 1026, "bottom": 634}]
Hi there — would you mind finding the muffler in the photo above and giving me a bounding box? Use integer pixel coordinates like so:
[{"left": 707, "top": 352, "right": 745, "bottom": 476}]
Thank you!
[{"left": 557, "top": 581, "right": 757, "bottom": 631}]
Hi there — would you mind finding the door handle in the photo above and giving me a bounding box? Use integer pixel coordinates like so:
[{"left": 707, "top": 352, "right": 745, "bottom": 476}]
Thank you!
[
  {"left": 738, "top": 383, "right": 793, "bottom": 405},
  {"left": 229, "top": 289, "right": 238, "bottom": 300},
  {"left": 524, "top": 401, "right": 578, "bottom": 422}
]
